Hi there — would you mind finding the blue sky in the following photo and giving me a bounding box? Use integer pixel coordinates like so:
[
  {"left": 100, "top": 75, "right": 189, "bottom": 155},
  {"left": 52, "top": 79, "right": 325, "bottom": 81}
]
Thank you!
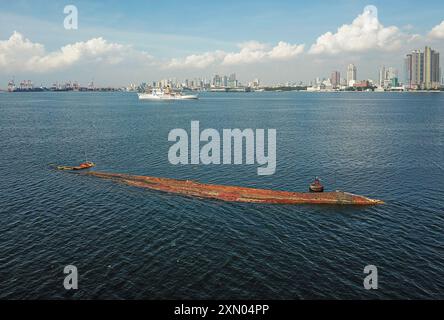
[{"left": 0, "top": 0, "right": 443, "bottom": 86}]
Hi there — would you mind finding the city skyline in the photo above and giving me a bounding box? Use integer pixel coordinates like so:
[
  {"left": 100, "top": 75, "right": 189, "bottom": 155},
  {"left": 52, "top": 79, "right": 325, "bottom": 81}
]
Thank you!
[
  {"left": 5, "top": 44, "right": 441, "bottom": 91},
  {"left": 3, "top": 47, "right": 442, "bottom": 92},
  {"left": 0, "top": 1, "right": 444, "bottom": 86}
]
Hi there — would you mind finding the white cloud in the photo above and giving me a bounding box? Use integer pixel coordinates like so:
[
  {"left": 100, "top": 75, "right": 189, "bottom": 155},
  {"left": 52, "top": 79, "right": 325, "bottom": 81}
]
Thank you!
[
  {"left": 1, "top": 32, "right": 303, "bottom": 73},
  {"left": 166, "top": 40, "right": 304, "bottom": 69},
  {"left": 238, "top": 40, "right": 268, "bottom": 51},
  {"left": 407, "top": 34, "right": 422, "bottom": 43},
  {"left": 222, "top": 43, "right": 267, "bottom": 65},
  {"left": 0, "top": 31, "right": 152, "bottom": 73},
  {"left": 309, "top": 6, "right": 402, "bottom": 54},
  {"left": 0, "top": 31, "right": 44, "bottom": 69},
  {"left": 223, "top": 41, "right": 304, "bottom": 65},
  {"left": 428, "top": 21, "right": 444, "bottom": 39},
  {"left": 166, "top": 50, "right": 226, "bottom": 69},
  {"left": 268, "top": 41, "right": 305, "bottom": 60}
]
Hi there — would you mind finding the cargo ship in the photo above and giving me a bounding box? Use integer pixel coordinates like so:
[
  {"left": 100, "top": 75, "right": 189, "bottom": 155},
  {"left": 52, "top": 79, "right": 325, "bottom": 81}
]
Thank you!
[
  {"left": 7, "top": 79, "right": 46, "bottom": 92},
  {"left": 81, "top": 171, "right": 384, "bottom": 205}
]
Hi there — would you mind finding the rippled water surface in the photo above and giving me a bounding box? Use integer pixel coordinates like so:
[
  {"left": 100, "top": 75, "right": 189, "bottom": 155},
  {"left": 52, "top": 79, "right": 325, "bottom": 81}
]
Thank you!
[{"left": 0, "top": 91, "right": 443, "bottom": 299}]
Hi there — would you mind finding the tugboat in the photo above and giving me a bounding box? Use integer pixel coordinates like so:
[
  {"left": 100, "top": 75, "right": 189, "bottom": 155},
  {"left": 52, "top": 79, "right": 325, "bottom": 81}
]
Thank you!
[
  {"left": 309, "top": 177, "right": 324, "bottom": 192},
  {"left": 53, "top": 161, "right": 95, "bottom": 171}
]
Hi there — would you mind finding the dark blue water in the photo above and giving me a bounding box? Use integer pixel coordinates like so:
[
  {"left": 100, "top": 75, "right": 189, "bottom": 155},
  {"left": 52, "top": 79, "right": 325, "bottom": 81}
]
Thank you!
[{"left": 0, "top": 91, "right": 443, "bottom": 299}]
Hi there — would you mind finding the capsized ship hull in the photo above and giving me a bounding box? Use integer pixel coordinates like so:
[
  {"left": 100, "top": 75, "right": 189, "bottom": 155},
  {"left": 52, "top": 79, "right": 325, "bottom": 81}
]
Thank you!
[{"left": 83, "top": 171, "right": 384, "bottom": 205}]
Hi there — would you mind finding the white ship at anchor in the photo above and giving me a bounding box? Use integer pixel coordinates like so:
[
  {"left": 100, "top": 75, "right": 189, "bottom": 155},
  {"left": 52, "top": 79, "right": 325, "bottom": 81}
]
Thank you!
[{"left": 138, "top": 87, "right": 198, "bottom": 100}]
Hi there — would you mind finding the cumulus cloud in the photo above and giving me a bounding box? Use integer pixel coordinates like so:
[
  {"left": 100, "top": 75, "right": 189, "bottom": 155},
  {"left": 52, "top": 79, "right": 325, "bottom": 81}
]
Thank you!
[
  {"left": 268, "top": 41, "right": 305, "bottom": 59},
  {"left": 1, "top": 32, "right": 303, "bottom": 72},
  {"left": 222, "top": 41, "right": 304, "bottom": 65},
  {"left": 309, "top": 6, "right": 403, "bottom": 54},
  {"left": 165, "top": 40, "right": 304, "bottom": 69},
  {"left": 0, "top": 31, "right": 152, "bottom": 72},
  {"left": 428, "top": 21, "right": 444, "bottom": 39},
  {"left": 166, "top": 50, "right": 226, "bottom": 69}
]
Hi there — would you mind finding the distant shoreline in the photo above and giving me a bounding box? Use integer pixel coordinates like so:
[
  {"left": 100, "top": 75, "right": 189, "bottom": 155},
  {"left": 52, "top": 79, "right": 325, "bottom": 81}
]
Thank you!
[{"left": 0, "top": 89, "right": 443, "bottom": 93}]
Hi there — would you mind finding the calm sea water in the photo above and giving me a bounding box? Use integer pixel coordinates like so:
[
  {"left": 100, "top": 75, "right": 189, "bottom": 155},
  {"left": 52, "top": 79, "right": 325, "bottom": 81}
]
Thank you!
[{"left": 0, "top": 91, "right": 443, "bottom": 299}]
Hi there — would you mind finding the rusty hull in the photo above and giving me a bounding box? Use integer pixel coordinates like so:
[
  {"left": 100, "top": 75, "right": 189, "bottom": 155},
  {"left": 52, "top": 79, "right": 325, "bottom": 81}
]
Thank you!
[{"left": 82, "top": 171, "right": 384, "bottom": 205}]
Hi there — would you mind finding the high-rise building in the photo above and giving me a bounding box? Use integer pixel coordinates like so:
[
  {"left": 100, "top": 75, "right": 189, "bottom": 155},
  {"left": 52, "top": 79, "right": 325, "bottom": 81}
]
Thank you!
[
  {"left": 427, "top": 47, "right": 440, "bottom": 89},
  {"left": 404, "top": 47, "right": 440, "bottom": 90},
  {"left": 379, "top": 66, "right": 398, "bottom": 88},
  {"left": 405, "top": 50, "right": 423, "bottom": 89},
  {"left": 222, "top": 75, "right": 228, "bottom": 87},
  {"left": 212, "top": 73, "right": 240, "bottom": 88},
  {"left": 379, "top": 66, "right": 386, "bottom": 87},
  {"left": 213, "top": 74, "right": 221, "bottom": 87},
  {"left": 404, "top": 55, "right": 412, "bottom": 86},
  {"left": 330, "top": 71, "right": 340, "bottom": 88},
  {"left": 412, "top": 50, "right": 423, "bottom": 88},
  {"left": 228, "top": 73, "right": 237, "bottom": 87},
  {"left": 347, "top": 64, "right": 357, "bottom": 86}
]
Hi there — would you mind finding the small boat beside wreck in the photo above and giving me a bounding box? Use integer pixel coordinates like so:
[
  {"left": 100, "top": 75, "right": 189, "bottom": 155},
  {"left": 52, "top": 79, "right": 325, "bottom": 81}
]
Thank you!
[
  {"left": 52, "top": 161, "right": 95, "bottom": 171},
  {"left": 309, "top": 177, "right": 324, "bottom": 193},
  {"left": 80, "top": 171, "right": 384, "bottom": 205}
]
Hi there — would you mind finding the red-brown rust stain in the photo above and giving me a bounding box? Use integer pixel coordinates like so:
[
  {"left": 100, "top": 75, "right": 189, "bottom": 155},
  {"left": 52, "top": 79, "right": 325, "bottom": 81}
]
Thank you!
[{"left": 83, "top": 171, "right": 384, "bottom": 205}]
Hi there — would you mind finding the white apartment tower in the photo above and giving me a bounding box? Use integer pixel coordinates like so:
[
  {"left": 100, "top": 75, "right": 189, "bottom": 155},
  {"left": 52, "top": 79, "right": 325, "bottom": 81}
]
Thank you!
[{"left": 347, "top": 64, "right": 357, "bottom": 86}]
